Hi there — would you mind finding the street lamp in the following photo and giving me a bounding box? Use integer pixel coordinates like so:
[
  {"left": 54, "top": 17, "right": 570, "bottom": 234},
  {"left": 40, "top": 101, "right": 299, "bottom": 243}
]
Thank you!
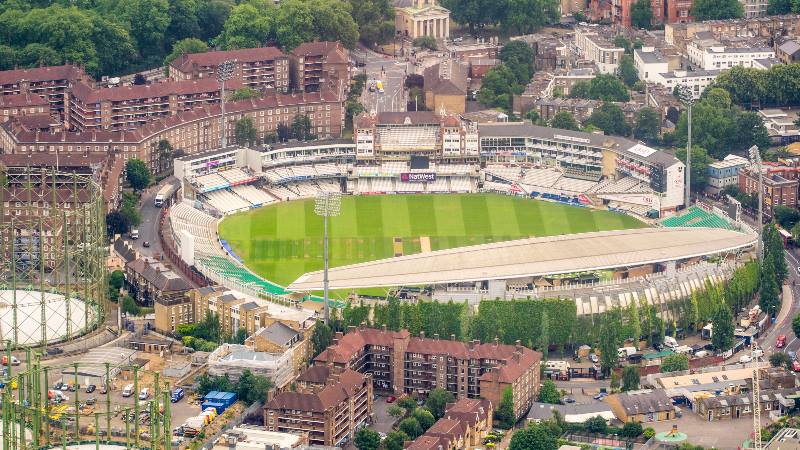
[
  {"left": 216, "top": 59, "right": 236, "bottom": 149},
  {"left": 677, "top": 84, "right": 695, "bottom": 209},
  {"left": 748, "top": 144, "right": 764, "bottom": 262},
  {"left": 314, "top": 192, "right": 342, "bottom": 323}
]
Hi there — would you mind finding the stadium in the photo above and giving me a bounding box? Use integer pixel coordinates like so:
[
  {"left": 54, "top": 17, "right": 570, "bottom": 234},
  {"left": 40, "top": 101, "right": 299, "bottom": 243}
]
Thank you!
[{"left": 166, "top": 112, "right": 757, "bottom": 317}]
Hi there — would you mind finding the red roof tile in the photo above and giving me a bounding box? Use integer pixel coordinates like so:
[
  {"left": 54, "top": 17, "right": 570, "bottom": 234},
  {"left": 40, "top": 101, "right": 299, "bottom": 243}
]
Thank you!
[
  {"left": 291, "top": 41, "right": 348, "bottom": 64},
  {"left": 71, "top": 78, "right": 242, "bottom": 104},
  {"left": 172, "top": 47, "right": 286, "bottom": 73},
  {"left": 0, "top": 93, "right": 49, "bottom": 108}
]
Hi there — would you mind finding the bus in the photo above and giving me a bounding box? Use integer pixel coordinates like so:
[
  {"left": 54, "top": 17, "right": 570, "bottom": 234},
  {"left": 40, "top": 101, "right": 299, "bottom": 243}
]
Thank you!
[
  {"left": 154, "top": 184, "right": 175, "bottom": 207},
  {"left": 376, "top": 80, "right": 384, "bottom": 93}
]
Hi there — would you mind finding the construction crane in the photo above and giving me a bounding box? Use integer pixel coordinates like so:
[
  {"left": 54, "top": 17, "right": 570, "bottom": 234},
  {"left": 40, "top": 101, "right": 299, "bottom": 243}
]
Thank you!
[{"left": 752, "top": 341, "right": 762, "bottom": 450}]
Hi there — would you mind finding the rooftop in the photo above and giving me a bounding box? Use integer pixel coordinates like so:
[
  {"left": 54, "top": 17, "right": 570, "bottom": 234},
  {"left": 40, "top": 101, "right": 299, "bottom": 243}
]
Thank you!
[{"left": 288, "top": 228, "right": 754, "bottom": 291}]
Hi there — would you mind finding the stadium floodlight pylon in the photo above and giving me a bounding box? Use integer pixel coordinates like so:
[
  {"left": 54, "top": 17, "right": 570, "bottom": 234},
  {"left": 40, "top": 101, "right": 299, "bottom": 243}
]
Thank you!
[
  {"left": 216, "top": 59, "right": 236, "bottom": 149},
  {"left": 748, "top": 144, "right": 763, "bottom": 262},
  {"left": 677, "top": 84, "right": 695, "bottom": 209},
  {"left": 314, "top": 192, "right": 342, "bottom": 324}
]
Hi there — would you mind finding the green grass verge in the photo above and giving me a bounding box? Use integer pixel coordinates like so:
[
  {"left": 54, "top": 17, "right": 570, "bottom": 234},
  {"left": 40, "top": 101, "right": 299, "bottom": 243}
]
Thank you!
[{"left": 218, "top": 193, "right": 646, "bottom": 288}]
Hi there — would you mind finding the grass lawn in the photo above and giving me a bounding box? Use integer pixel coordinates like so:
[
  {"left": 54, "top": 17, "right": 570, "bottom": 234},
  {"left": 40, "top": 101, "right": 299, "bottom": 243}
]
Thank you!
[{"left": 218, "top": 193, "right": 646, "bottom": 288}]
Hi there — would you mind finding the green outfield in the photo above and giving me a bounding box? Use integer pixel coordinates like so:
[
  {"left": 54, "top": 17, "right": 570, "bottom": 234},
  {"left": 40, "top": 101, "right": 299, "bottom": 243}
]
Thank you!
[{"left": 218, "top": 193, "right": 646, "bottom": 287}]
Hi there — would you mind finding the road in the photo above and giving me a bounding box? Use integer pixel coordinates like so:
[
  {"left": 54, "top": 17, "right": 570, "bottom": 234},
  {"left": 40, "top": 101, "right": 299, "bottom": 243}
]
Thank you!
[
  {"left": 355, "top": 46, "right": 409, "bottom": 114},
  {"left": 758, "top": 248, "right": 800, "bottom": 356},
  {"left": 132, "top": 177, "right": 180, "bottom": 259}
]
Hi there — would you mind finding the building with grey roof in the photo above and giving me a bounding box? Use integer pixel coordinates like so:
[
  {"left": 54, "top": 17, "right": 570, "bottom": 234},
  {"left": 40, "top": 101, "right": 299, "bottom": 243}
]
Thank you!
[{"left": 526, "top": 401, "right": 615, "bottom": 423}]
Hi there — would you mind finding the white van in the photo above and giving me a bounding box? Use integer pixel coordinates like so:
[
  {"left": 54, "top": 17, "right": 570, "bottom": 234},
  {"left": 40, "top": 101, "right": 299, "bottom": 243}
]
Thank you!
[
  {"left": 122, "top": 384, "right": 134, "bottom": 397},
  {"left": 663, "top": 336, "right": 679, "bottom": 349},
  {"left": 618, "top": 347, "right": 637, "bottom": 358},
  {"left": 130, "top": 229, "right": 139, "bottom": 240},
  {"left": 139, "top": 388, "right": 149, "bottom": 400}
]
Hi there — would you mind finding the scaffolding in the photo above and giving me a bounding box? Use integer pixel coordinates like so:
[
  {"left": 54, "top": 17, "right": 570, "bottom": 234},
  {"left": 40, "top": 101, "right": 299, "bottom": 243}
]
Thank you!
[
  {"left": 1, "top": 356, "right": 172, "bottom": 450},
  {"left": 0, "top": 167, "right": 106, "bottom": 349}
]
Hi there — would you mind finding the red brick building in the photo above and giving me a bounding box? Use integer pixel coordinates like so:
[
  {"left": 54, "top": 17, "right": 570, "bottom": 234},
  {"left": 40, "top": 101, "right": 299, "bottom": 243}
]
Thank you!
[
  {"left": 314, "top": 326, "right": 542, "bottom": 420},
  {"left": 406, "top": 398, "right": 494, "bottom": 450},
  {"left": 168, "top": 47, "right": 290, "bottom": 93},
  {"left": 290, "top": 42, "right": 350, "bottom": 93},
  {"left": 264, "top": 368, "right": 373, "bottom": 447},
  {"left": 739, "top": 166, "right": 799, "bottom": 217}
]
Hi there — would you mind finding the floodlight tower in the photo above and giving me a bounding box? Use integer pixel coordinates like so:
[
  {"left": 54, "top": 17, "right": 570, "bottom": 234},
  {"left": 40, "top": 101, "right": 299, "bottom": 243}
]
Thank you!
[
  {"left": 748, "top": 145, "right": 764, "bottom": 262},
  {"left": 677, "top": 84, "right": 695, "bottom": 209},
  {"left": 315, "top": 192, "right": 342, "bottom": 323},
  {"left": 216, "top": 59, "right": 236, "bottom": 148}
]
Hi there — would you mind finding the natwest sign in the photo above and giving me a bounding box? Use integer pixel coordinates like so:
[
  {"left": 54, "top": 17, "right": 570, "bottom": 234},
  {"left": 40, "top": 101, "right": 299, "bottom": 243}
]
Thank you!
[{"left": 400, "top": 172, "right": 436, "bottom": 182}]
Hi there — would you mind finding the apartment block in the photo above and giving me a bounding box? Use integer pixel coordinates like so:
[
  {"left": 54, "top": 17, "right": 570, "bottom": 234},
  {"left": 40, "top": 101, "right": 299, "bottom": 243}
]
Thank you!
[
  {"left": 740, "top": 0, "right": 768, "bottom": 18},
  {"left": 687, "top": 36, "right": 774, "bottom": 70},
  {"left": 67, "top": 78, "right": 241, "bottom": 131},
  {"left": 574, "top": 27, "right": 625, "bottom": 74},
  {"left": 0, "top": 89, "right": 345, "bottom": 173},
  {"left": 0, "top": 65, "right": 92, "bottom": 120},
  {"left": 289, "top": 42, "right": 350, "bottom": 93},
  {"left": 314, "top": 326, "right": 542, "bottom": 420},
  {"left": 264, "top": 368, "right": 373, "bottom": 447},
  {"left": 168, "top": 47, "right": 290, "bottom": 92}
]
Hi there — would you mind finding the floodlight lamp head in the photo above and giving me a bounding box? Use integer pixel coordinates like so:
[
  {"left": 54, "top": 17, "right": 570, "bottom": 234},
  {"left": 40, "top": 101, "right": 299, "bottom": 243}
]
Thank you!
[{"left": 216, "top": 59, "right": 236, "bottom": 83}]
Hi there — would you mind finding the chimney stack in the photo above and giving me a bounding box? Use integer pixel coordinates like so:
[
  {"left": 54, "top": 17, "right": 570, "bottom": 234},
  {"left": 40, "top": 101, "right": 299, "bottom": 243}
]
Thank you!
[
  {"left": 433, "top": 333, "right": 439, "bottom": 340},
  {"left": 494, "top": 336, "right": 499, "bottom": 346},
  {"left": 450, "top": 334, "right": 455, "bottom": 341},
  {"left": 420, "top": 331, "right": 425, "bottom": 339},
  {"left": 515, "top": 340, "right": 523, "bottom": 353},
  {"left": 347, "top": 325, "right": 356, "bottom": 334},
  {"left": 382, "top": 324, "right": 387, "bottom": 332}
]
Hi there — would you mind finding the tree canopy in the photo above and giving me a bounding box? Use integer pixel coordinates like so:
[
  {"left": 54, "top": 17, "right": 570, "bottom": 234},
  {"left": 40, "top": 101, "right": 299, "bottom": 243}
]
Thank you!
[
  {"left": 424, "top": 388, "right": 455, "bottom": 419},
  {"left": 125, "top": 159, "right": 151, "bottom": 192},
  {"left": 692, "top": 0, "right": 743, "bottom": 20},
  {"left": 354, "top": 428, "right": 381, "bottom": 450},
  {"left": 661, "top": 353, "right": 689, "bottom": 373},
  {"left": 630, "top": 0, "right": 653, "bottom": 29},
  {"left": 569, "top": 74, "right": 630, "bottom": 102},
  {"left": 711, "top": 304, "right": 734, "bottom": 351},
  {"left": 550, "top": 111, "right": 580, "bottom": 131},
  {"left": 587, "top": 102, "right": 631, "bottom": 136},
  {"left": 539, "top": 379, "right": 561, "bottom": 404},
  {"left": 622, "top": 365, "right": 640, "bottom": 391},
  {"left": 508, "top": 422, "right": 558, "bottom": 450}
]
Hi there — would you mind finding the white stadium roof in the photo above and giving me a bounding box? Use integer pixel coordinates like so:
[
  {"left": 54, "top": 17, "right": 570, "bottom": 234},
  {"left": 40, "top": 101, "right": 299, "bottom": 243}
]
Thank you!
[{"left": 287, "top": 227, "right": 756, "bottom": 291}]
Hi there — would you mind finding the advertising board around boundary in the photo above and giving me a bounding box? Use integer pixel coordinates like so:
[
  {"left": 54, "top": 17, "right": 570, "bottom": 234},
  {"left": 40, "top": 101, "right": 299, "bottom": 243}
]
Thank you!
[{"left": 400, "top": 172, "right": 436, "bottom": 183}]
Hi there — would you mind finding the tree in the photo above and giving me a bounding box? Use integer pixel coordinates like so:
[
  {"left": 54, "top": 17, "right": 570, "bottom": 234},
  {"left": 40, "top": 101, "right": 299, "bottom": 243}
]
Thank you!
[
  {"left": 116, "top": 0, "right": 171, "bottom": 58},
  {"left": 424, "top": 388, "right": 455, "bottom": 419},
  {"left": 584, "top": 416, "right": 608, "bottom": 433},
  {"left": 412, "top": 408, "right": 436, "bottom": 431},
  {"left": 397, "top": 395, "right": 418, "bottom": 411},
  {"left": 621, "top": 421, "right": 643, "bottom": 438},
  {"left": 610, "top": 371, "right": 621, "bottom": 390},
  {"left": 774, "top": 205, "right": 800, "bottom": 230},
  {"left": 165, "top": 0, "right": 201, "bottom": 46},
  {"left": 538, "top": 379, "right": 561, "bottom": 404},
  {"left": 311, "top": 322, "right": 333, "bottom": 357},
  {"left": 125, "top": 159, "right": 151, "bottom": 192},
  {"left": 197, "top": 0, "right": 234, "bottom": 42},
  {"left": 770, "top": 352, "right": 792, "bottom": 369},
  {"left": 477, "top": 65, "right": 522, "bottom": 109},
  {"left": 383, "top": 431, "right": 408, "bottom": 450},
  {"left": 235, "top": 116, "right": 258, "bottom": 148},
  {"left": 106, "top": 211, "right": 131, "bottom": 236},
  {"left": 413, "top": 36, "right": 437, "bottom": 51},
  {"left": 348, "top": 0, "right": 394, "bottom": 45},
  {"left": 550, "top": 111, "right": 580, "bottom": 131},
  {"left": 307, "top": 0, "right": 359, "bottom": 49},
  {"left": 661, "top": 353, "right": 689, "bottom": 373},
  {"left": 508, "top": 423, "right": 558, "bottom": 450},
  {"left": 236, "top": 369, "right": 272, "bottom": 404},
  {"left": 630, "top": 0, "right": 653, "bottom": 28},
  {"left": 692, "top": 0, "right": 743, "bottom": 19},
  {"left": 711, "top": 304, "right": 734, "bottom": 351},
  {"left": 675, "top": 145, "right": 712, "bottom": 192},
  {"left": 229, "top": 87, "right": 261, "bottom": 101},
  {"left": 588, "top": 103, "right": 631, "bottom": 136},
  {"left": 218, "top": 3, "right": 272, "bottom": 49},
  {"left": 155, "top": 139, "right": 174, "bottom": 174},
  {"left": 570, "top": 74, "right": 630, "bottom": 102},
  {"left": 495, "top": 386, "right": 515, "bottom": 429},
  {"left": 767, "top": 0, "right": 793, "bottom": 14},
  {"left": 163, "top": 38, "right": 208, "bottom": 74},
  {"left": 398, "top": 417, "right": 423, "bottom": 439},
  {"left": 622, "top": 365, "right": 640, "bottom": 391},
  {"left": 354, "top": 428, "right": 381, "bottom": 450},
  {"left": 499, "top": 40, "right": 535, "bottom": 85},
  {"left": 759, "top": 258, "right": 781, "bottom": 316},
  {"left": 633, "top": 107, "right": 660, "bottom": 142},
  {"left": 291, "top": 114, "right": 313, "bottom": 141},
  {"left": 598, "top": 310, "right": 622, "bottom": 375},
  {"left": 617, "top": 55, "right": 639, "bottom": 87},
  {"left": 500, "top": 0, "right": 560, "bottom": 35},
  {"left": 441, "top": 0, "right": 504, "bottom": 35},
  {"left": 387, "top": 405, "right": 405, "bottom": 419}
]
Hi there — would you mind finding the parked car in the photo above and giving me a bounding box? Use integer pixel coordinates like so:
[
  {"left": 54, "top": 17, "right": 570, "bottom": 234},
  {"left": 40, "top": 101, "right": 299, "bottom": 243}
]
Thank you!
[
  {"left": 562, "top": 397, "right": 576, "bottom": 404},
  {"left": 739, "top": 354, "right": 753, "bottom": 363},
  {"left": 593, "top": 392, "right": 607, "bottom": 400},
  {"left": 85, "top": 384, "right": 96, "bottom": 393},
  {"left": 792, "top": 360, "right": 800, "bottom": 372},
  {"left": 53, "top": 381, "right": 63, "bottom": 391},
  {"left": 121, "top": 384, "right": 134, "bottom": 397},
  {"left": 386, "top": 396, "right": 397, "bottom": 403},
  {"left": 170, "top": 388, "right": 184, "bottom": 403},
  {"left": 139, "top": 388, "right": 149, "bottom": 400},
  {"left": 99, "top": 384, "right": 107, "bottom": 394},
  {"left": 777, "top": 335, "right": 787, "bottom": 348},
  {"left": 588, "top": 353, "right": 599, "bottom": 363}
]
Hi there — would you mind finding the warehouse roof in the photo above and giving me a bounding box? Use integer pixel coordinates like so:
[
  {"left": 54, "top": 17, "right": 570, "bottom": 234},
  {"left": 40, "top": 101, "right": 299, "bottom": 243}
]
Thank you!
[{"left": 288, "top": 227, "right": 756, "bottom": 290}]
